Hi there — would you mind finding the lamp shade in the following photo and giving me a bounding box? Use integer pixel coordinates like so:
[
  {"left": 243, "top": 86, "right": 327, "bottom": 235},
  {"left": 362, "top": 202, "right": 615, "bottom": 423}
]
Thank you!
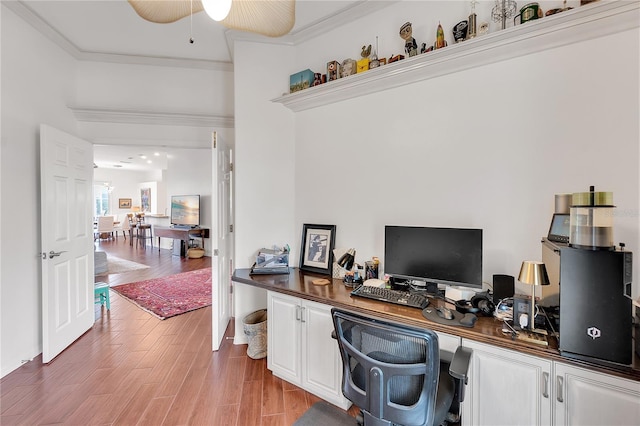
[{"left": 518, "top": 261, "right": 550, "bottom": 286}]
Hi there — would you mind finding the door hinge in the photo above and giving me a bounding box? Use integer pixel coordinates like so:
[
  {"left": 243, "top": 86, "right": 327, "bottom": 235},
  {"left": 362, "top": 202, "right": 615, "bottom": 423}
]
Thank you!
[
  {"left": 212, "top": 132, "right": 217, "bottom": 149},
  {"left": 230, "top": 285, "right": 233, "bottom": 294},
  {"left": 214, "top": 249, "right": 219, "bottom": 256},
  {"left": 229, "top": 162, "right": 233, "bottom": 172},
  {"left": 229, "top": 224, "right": 233, "bottom": 233}
]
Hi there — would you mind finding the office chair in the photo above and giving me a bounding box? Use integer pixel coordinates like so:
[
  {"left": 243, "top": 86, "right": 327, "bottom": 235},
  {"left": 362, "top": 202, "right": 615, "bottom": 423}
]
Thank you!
[{"left": 295, "top": 308, "right": 472, "bottom": 426}]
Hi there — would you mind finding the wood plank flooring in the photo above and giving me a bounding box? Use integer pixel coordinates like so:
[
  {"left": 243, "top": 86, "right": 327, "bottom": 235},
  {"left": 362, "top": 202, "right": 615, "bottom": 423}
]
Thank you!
[{"left": 1, "top": 238, "right": 357, "bottom": 425}]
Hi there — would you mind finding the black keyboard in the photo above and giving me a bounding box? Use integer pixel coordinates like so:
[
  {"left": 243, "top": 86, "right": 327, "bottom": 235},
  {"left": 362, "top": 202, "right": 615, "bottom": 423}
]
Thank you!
[{"left": 351, "top": 285, "right": 429, "bottom": 309}]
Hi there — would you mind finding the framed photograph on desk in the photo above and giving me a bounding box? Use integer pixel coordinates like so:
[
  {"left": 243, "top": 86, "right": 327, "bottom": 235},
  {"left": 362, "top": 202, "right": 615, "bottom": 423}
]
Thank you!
[{"left": 299, "top": 223, "right": 336, "bottom": 275}]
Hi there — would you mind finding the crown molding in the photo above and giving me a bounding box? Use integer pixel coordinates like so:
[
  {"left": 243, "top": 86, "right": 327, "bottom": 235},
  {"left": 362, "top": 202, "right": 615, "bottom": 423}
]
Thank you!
[
  {"left": 224, "top": 0, "right": 399, "bottom": 62},
  {"left": 69, "top": 106, "right": 234, "bottom": 128},
  {"left": 272, "top": 0, "right": 640, "bottom": 112},
  {"left": 289, "top": 0, "right": 399, "bottom": 45},
  {"left": 4, "top": 1, "right": 233, "bottom": 71}
]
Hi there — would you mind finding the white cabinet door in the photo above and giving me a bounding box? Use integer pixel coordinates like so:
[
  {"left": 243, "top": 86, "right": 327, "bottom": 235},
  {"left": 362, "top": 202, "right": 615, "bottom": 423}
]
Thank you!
[
  {"left": 267, "top": 292, "right": 349, "bottom": 409},
  {"left": 554, "top": 362, "right": 640, "bottom": 426},
  {"left": 267, "top": 292, "right": 302, "bottom": 385},
  {"left": 462, "top": 340, "right": 553, "bottom": 426},
  {"left": 302, "top": 300, "right": 350, "bottom": 409}
]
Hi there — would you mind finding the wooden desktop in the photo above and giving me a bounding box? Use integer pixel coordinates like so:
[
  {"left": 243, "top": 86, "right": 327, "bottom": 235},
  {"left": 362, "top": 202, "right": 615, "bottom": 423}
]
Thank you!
[{"left": 232, "top": 267, "right": 639, "bottom": 381}]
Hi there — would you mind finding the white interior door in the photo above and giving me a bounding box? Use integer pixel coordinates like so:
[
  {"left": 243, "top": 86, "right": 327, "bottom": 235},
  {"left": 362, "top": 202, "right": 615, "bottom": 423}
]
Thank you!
[
  {"left": 212, "top": 131, "right": 232, "bottom": 350},
  {"left": 40, "top": 124, "right": 94, "bottom": 363}
]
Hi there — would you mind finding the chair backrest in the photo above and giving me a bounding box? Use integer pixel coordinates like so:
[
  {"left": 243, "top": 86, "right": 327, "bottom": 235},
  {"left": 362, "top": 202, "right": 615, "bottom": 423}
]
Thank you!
[
  {"left": 119, "top": 216, "right": 131, "bottom": 230},
  {"left": 332, "top": 308, "right": 441, "bottom": 426},
  {"left": 97, "top": 216, "right": 114, "bottom": 232}
]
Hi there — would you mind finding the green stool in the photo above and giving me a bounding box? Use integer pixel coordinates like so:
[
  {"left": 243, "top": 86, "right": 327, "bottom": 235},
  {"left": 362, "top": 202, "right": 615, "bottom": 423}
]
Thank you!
[{"left": 94, "top": 282, "right": 110, "bottom": 310}]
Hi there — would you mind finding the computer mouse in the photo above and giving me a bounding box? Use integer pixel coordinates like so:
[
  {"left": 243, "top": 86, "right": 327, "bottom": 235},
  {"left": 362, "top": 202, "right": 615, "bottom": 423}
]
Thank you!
[{"left": 436, "top": 307, "right": 454, "bottom": 320}]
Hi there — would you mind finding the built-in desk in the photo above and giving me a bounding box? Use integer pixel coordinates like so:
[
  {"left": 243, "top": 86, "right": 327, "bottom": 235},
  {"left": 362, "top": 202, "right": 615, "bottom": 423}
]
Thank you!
[
  {"left": 154, "top": 226, "right": 209, "bottom": 257},
  {"left": 233, "top": 267, "right": 639, "bottom": 382}
]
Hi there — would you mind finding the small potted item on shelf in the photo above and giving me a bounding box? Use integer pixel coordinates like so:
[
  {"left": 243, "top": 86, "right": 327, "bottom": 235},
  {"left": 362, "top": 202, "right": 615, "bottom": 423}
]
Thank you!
[
  {"left": 399, "top": 21, "right": 418, "bottom": 57},
  {"left": 289, "top": 69, "right": 315, "bottom": 93}
]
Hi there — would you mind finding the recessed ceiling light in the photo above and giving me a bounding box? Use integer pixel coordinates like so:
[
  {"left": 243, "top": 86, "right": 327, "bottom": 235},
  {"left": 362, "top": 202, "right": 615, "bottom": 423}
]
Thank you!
[
  {"left": 147, "top": 160, "right": 152, "bottom": 164},
  {"left": 140, "top": 155, "right": 147, "bottom": 159},
  {"left": 120, "top": 160, "right": 132, "bottom": 163},
  {"left": 154, "top": 152, "right": 160, "bottom": 156}
]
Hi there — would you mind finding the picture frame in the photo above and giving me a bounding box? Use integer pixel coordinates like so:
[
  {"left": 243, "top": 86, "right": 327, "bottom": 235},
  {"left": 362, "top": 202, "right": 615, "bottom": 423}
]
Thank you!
[
  {"left": 140, "top": 188, "right": 151, "bottom": 212},
  {"left": 299, "top": 223, "right": 336, "bottom": 275},
  {"left": 118, "top": 198, "right": 132, "bottom": 209}
]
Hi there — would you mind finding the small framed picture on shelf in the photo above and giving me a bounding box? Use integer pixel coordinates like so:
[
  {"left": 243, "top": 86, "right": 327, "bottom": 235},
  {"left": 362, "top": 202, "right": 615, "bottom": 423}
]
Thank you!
[
  {"left": 299, "top": 223, "right": 336, "bottom": 275},
  {"left": 118, "top": 198, "right": 132, "bottom": 209}
]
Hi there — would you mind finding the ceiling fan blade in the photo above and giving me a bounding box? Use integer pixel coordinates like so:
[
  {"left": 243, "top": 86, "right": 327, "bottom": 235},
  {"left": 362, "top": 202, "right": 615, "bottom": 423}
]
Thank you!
[
  {"left": 128, "top": 0, "right": 201, "bottom": 24},
  {"left": 222, "top": 0, "right": 295, "bottom": 37},
  {"left": 128, "top": 0, "right": 295, "bottom": 37}
]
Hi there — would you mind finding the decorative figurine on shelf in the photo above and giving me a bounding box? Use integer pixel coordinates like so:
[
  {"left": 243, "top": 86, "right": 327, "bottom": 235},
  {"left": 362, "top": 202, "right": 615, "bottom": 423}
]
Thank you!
[
  {"left": 399, "top": 22, "right": 418, "bottom": 57},
  {"left": 357, "top": 44, "right": 371, "bottom": 73},
  {"left": 369, "top": 36, "right": 381, "bottom": 69},
  {"left": 435, "top": 22, "right": 447, "bottom": 49},
  {"left": 312, "top": 73, "right": 322, "bottom": 87},
  {"left": 453, "top": 20, "right": 469, "bottom": 43},
  {"left": 468, "top": 0, "right": 478, "bottom": 39},
  {"left": 327, "top": 60, "right": 340, "bottom": 81},
  {"left": 341, "top": 58, "right": 357, "bottom": 77}
]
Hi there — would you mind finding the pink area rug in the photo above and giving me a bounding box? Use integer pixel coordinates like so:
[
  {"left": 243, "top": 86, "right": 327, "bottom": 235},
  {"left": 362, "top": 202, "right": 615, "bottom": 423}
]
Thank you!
[{"left": 112, "top": 268, "right": 212, "bottom": 320}]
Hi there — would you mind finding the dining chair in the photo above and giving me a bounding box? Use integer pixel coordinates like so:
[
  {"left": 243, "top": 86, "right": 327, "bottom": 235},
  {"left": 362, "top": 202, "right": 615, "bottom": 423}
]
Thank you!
[
  {"left": 95, "top": 216, "right": 115, "bottom": 241},
  {"left": 113, "top": 215, "right": 130, "bottom": 239}
]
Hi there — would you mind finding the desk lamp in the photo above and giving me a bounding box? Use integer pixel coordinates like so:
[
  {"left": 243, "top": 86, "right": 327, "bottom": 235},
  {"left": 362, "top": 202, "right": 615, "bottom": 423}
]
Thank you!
[
  {"left": 518, "top": 261, "right": 550, "bottom": 332},
  {"left": 337, "top": 248, "right": 356, "bottom": 271}
]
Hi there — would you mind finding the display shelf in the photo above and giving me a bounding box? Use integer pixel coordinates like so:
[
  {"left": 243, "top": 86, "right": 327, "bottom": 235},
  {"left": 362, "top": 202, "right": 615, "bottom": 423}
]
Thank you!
[{"left": 272, "top": 1, "right": 639, "bottom": 112}]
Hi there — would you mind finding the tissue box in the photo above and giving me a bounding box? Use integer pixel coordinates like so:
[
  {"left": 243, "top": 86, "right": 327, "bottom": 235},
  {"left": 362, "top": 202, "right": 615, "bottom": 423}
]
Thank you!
[{"left": 290, "top": 69, "right": 315, "bottom": 93}]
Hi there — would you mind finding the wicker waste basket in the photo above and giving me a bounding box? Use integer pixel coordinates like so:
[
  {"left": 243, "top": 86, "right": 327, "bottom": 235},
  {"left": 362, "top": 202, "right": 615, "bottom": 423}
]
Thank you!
[{"left": 243, "top": 309, "right": 268, "bottom": 359}]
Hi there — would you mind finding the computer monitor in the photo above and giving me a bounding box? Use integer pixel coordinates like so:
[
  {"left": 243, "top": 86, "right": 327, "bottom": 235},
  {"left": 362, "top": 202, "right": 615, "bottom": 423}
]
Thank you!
[{"left": 384, "top": 225, "right": 483, "bottom": 289}]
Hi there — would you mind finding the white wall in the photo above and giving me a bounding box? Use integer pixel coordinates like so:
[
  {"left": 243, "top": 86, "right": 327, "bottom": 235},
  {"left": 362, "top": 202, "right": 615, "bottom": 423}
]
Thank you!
[
  {"left": 94, "top": 168, "right": 162, "bottom": 217},
  {"left": 165, "top": 147, "right": 213, "bottom": 253},
  {"left": 1, "top": 6, "right": 77, "bottom": 377},
  {"left": 232, "top": 1, "right": 639, "bottom": 315},
  {"left": 232, "top": 40, "right": 296, "bottom": 341},
  {"left": 294, "top": 28, "right": 639, "bottom": 297}
]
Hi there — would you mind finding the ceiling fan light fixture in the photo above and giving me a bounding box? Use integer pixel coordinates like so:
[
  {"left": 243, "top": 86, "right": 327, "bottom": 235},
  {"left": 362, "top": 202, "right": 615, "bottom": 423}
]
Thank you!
[{"left": 202, "top": 0, "right": 232, "bottom": 21}]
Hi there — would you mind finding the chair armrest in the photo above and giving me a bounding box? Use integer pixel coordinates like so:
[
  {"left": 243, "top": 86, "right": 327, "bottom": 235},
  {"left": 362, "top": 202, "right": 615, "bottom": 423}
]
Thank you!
[{"left": 448, "top": 346, "right": 472, "bottom": 382}]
